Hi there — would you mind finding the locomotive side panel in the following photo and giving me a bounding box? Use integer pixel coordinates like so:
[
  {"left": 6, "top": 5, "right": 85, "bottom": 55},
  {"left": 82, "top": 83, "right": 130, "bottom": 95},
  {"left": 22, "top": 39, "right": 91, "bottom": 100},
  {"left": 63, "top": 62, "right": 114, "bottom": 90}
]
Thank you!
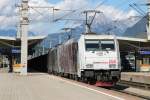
[
  {"left": 47, "top": 48, "right": 59, "bottom": 74},
  {"left": 58, "top": 40, "right": 78, "bottom": 75},
  {"left": 48, "top": 39, "right": 78, "bottom": 76}
]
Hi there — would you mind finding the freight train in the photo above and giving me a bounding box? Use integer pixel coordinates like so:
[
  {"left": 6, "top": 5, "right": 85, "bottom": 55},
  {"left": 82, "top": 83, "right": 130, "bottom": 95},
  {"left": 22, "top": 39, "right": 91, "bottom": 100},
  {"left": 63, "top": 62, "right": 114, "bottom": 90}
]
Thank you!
[{"left": 47, "top": 34, "right": 121, "bottom": 86}]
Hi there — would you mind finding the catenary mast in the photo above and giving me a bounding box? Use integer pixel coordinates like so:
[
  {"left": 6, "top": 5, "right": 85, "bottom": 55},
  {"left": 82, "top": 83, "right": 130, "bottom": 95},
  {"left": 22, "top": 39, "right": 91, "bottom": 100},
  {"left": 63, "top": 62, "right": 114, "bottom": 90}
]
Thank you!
[
  {"left": 147, "top": 0, "right": 150, "bottom": 40},
  {"left": 20, "top": 0, "right": 29, "bottom": 75}
]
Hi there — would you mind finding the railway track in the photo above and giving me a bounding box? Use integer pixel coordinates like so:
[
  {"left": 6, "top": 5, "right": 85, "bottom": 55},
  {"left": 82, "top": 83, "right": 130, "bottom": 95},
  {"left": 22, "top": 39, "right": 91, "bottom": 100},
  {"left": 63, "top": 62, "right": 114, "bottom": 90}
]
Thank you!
[
  {"left": 75, "top": 77, "right": 150, "bottom": 99},
  {"left": 108, "top": 81, "right": 150, "bottom": 100},
  {"left": 54, "top": 74, "right": 150, "bottom": 100},
  {"left": 118, "top": 80, "right": 150, "bottom": 90}
]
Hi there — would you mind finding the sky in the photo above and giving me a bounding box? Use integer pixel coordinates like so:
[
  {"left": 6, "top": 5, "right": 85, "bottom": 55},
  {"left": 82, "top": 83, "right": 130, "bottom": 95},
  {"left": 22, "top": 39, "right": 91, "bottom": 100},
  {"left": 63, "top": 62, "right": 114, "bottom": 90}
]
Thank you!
[
  {"left": 48, "top": 0, "right": 61, "bottom": 4},
  {"left": 0, "top": 0, "right": 147, "bottom": 35}
]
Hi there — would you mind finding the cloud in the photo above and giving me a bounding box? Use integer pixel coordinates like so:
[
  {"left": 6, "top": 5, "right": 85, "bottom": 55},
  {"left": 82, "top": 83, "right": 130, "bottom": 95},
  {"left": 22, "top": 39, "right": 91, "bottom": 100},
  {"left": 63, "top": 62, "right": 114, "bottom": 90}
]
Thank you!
[
  {"left": 28, "top": 0, "right": 140, "bottom": 35},
  {"left": 0, "top": 0, "right": 10, "bottom": 9},
  {"left": 28, "top": 0, "right": 90, "bottom": 34},
  {"left": 0, "top": 0, "right": 17, "bottom": 30},
  {"left": 0, "top": 16, "right": 17, "bottom": 29},
  {"left": 0, "top": 0, "right": 141, "bottom": 35},
  {"left": 96, "top": 5, "right": 138, "bottom": 20},
  {"left": 93, "top": 5, "right": 139, "bottom": 33}
]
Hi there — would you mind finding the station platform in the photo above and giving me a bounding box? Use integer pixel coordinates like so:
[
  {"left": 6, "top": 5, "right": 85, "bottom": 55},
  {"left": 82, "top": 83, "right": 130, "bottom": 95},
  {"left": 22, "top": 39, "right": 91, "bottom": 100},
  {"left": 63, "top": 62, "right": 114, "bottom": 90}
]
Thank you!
[
  {"left": 121, "top": 72, "right": 150, "bottom": 85},
  {"left": 0, "top": 68, "right": 9, "bottom": 73},
  {"left": 0, "top": 73, "right": 142, "bottom": 100}
]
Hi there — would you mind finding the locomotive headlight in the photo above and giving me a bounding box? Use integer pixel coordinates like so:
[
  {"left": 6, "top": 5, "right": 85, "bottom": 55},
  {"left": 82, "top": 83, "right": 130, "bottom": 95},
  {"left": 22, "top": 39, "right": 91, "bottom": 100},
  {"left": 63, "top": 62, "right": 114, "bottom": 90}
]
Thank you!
[
  {"left": 109, "top": 64, "right": 116, "bottom": 69},
  {"left": 86, "top": 64, "right": 93, "bottom": 68}
]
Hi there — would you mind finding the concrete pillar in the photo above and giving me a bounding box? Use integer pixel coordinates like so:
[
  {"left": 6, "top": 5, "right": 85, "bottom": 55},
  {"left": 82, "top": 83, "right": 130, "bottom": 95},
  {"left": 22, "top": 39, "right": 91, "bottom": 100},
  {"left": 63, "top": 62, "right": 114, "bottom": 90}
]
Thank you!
[
  {"left": 16, "top": 25, "right": 21, "bottom": 39},
  {"left": 147, "top": 1, "right": 150, "bottom": 40},
  {"left": 20, "top": 0, "right": 29, "bottom": 75}
]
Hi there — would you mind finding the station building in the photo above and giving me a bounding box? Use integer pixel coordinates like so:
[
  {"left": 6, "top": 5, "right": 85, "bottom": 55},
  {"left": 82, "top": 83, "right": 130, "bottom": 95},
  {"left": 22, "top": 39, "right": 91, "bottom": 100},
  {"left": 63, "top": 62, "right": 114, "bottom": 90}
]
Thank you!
[
  {"left": 119, "top": 16, "right": 150, "bottom": 72},
  {"left": 1, "top": 15, "right": 150, "bottom": 73},
  {"left": 0, "top": 36, "right": 46, "bottom": 72}
]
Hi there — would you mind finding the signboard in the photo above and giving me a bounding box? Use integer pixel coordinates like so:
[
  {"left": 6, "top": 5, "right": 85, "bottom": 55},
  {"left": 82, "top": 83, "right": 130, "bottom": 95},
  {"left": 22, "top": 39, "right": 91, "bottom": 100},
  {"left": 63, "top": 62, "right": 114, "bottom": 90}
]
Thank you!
[
  {"left": 12, "top": 49, "right": 21, "bottom": 54},
  {"left": 139, "top": 51, "right": 150, "bottom": 55}
]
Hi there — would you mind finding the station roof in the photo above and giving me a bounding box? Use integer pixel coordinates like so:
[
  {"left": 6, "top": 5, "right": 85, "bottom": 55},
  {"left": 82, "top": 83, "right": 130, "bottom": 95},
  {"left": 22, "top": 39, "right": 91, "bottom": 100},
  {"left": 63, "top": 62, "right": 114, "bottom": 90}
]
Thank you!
[
  {"left": 117, "top": 36, "right": 150, "bottom": 51},
  {"left": 0, "top": 35, "right": 46, "bottom": 48},
  {"left": 117, "top": 36, "right": 148, "bottom": 42}
]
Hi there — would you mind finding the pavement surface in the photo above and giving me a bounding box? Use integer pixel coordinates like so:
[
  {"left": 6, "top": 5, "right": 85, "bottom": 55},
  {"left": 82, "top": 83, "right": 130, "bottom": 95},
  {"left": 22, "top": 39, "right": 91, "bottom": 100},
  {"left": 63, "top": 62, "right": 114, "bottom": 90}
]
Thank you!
[{"left": 0, "top": 73, "right": 146, "bottom": 100}]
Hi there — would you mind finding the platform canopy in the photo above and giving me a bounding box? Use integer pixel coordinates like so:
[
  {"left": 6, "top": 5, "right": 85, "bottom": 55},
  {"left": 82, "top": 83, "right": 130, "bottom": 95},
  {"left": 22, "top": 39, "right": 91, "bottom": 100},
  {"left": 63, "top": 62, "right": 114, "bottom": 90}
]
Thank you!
[
  {"left": 117, "top": 36, "right": 150, "bottom": 51},
  {"left": 0, "top": 35, "right": 46, "bottom": 48}
]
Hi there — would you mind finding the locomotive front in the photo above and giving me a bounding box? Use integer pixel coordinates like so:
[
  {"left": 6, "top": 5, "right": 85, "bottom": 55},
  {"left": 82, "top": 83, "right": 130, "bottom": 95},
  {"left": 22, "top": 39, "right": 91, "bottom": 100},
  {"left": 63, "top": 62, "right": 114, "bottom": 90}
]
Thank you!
[{"left": 78, "top": 35, "right": 121, "bottom": 86}]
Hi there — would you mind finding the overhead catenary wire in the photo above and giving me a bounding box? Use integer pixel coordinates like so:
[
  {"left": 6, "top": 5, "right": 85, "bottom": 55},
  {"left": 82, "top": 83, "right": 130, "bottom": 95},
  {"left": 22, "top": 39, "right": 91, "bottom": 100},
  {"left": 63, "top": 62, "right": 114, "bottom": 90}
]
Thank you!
[
  {"left": 19, "top": 0, "right": 148, "bottom": 35},
  {"left": 52, "top": 0, "right": 108, "bottom": 29},
  {"left": 116, "top": 0, "right": 146, "bottom": 22},
  {"left": 94, "top": 0, "right": 131, "bottom": 21},
  {"left": 61, "top": 0, "right": 106, "bottom": 34},
  {"left": 65, "top": 0, "right": 133, "bottom": 34},
  {"left": 28, "top": 4, "right": 81, "bottom": 23},
  {"left": 129, "top": 4, "right": 145, "bottom": 16},
  {"left": 129, "top": 3, "right": 146, "bottom": 16},
  {"left": 96, "top": 0, "right": 146, "bottom": 34},
  {"left": 30, "top": 7, "right": 44, "bottom": 17},
  {"left": 54, "top": 10, "right": 77, "bottom": 22},
  {"left": 98, "top": 0, "right": 144, "bottom": 19},
  {"left": 95, "top": 0, "right": 109, "bottom": 10},
  {"left": 54, "top": 0, "right": 102, "bottom": 23},
  {"left": 53, "top": 3, "right": 92, "bottom": 31},
  {"left": 133, "top": 3, "right": 146, "bottom": 14}
]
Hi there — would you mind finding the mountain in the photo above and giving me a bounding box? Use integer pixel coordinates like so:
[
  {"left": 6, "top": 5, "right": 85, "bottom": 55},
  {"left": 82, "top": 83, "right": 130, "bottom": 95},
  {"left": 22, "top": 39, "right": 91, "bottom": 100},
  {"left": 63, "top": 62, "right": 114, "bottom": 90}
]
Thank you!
[
  {"left": 123, "top": 16, "right": 147, "bottom": 39},
  {"left": 29, "top": 15, "right": 143, "bottom": 49},
  {"left": 0, "top": 29, "right": 35, "bottom": 37},
  {"left": 41, "top": 17, "right": 139, "bottom": 48},
  {"left": 43, "top": 16, "right": 140, "bottom": 48}
]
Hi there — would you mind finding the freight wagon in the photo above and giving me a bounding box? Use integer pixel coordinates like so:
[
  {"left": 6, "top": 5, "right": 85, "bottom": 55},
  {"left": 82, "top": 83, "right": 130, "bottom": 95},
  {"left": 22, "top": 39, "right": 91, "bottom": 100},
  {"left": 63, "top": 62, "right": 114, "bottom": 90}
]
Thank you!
[{"left": 47, "top": 34, "right": 121, "bottom": 86}]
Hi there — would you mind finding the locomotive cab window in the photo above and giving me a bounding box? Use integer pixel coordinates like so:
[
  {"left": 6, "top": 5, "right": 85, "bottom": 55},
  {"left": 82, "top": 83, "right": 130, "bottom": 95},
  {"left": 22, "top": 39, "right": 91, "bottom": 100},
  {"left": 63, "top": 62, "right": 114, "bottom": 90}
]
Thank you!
[
  {"left": 101, "top": 40, "right": 115, "bottom": 51},
  {"left": 85, "top": 40, "right": 100, "bottom": 51}
]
